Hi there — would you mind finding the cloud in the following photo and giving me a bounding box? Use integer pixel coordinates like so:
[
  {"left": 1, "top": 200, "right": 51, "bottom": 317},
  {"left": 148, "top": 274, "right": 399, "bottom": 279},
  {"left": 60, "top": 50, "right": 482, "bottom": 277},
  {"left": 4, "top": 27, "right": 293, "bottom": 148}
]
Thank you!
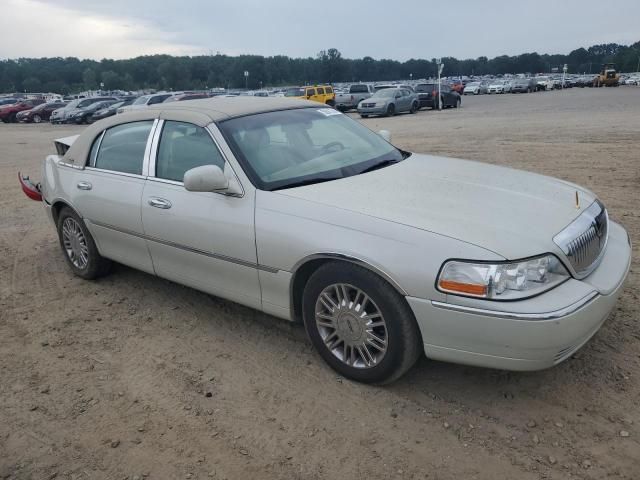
[
  {"left": 1, "top": 0, "right": 639, "bottom": 61},
  {"left": 0, "top": 0, "right": 201, "bottom": 59}
]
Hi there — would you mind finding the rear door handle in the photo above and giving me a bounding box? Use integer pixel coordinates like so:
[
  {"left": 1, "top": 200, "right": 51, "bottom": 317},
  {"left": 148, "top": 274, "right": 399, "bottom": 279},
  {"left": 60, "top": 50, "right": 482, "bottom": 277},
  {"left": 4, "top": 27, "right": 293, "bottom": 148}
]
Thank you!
[
  {"left": 77, "top": 181, "right": 92, "bottom": 190},
  {"left": 148, "top": 197, "right": 172, "bottom": 209}
]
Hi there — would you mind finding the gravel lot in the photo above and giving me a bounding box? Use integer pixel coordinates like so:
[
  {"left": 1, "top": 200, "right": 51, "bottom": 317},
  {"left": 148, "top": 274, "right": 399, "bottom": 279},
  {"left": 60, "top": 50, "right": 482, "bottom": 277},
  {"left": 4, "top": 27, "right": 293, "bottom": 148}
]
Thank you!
[{"left": 1, "top": 87, "right": 639, "bottom": 480}]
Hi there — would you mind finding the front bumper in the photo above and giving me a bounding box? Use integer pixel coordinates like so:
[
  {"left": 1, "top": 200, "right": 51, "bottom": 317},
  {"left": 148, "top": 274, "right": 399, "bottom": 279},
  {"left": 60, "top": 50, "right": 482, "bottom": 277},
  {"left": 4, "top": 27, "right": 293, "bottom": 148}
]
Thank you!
[
  {"left": 408, "top": 221, "right": 631, "bottom": 371},
  {"left": 357, "top": 105, "right": 388, "bottom": 115}
]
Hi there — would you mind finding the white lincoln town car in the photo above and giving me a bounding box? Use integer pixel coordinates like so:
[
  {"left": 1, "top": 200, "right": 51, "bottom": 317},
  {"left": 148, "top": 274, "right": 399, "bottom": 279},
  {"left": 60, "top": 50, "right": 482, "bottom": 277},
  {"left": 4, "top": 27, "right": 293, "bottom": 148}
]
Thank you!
[{"left": 19, "top": 97, "right": 631, "bottom": 384}]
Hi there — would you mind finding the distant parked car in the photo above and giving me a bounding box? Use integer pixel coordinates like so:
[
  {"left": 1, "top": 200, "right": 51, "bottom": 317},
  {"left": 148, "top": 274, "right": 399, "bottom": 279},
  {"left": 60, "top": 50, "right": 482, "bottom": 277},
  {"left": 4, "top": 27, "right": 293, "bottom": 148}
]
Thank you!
[
  {"left": 0, "top": 98, "right": 45, "bottom": 123},
  {"left": 16, "top": 101, "right": 67, "bottom": 123},
  {"left": 88, "top": 99, "right": 135, "bottom": 123},
  {"left": 511, "top": 78, "right": 536, "bottom": 93},
  {"left": 357, "top": 87, "right": 419, "bottom": 117},
  {"left": 487, "top": 80, "right": 508, "bottom": 94},
  {"left": 449, "top": 80, "right": 464, "bottom": 94},
  {"left": 163, "top": 93, "right": 210, "bottom": 103},
  {"left": 0, "top": 98, "right": 21, "bottom": 107},
  {"left": 415, "top": 83, "right": 461, "bottom": 109},
  {"left": 68, "top": 100, "right": 118, "bottom": 124},
  {"left": 335, "top": 84, "right": 375, "bottom": 112},
  {"left": 463, "top": 81, "right": 487, "bottom": 95},
  {"left": 118, "top": 93, "right": 176, "bottom": 113},
  {"left": 535, "top": 77, "right": 554, "bottom": 91},
  {"left": 50, "top": 97, "right": 117, "bottom": 124},
  {"left": 283, "top": 86, "right": 336, "bottom": 106}
]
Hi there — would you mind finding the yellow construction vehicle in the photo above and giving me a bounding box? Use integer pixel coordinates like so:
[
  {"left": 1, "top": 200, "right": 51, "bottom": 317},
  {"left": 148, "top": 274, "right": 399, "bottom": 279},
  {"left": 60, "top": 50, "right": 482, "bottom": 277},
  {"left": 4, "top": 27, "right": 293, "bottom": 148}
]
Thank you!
[{"left": 594, "top": 63, "right": 620, "bottom": 87}]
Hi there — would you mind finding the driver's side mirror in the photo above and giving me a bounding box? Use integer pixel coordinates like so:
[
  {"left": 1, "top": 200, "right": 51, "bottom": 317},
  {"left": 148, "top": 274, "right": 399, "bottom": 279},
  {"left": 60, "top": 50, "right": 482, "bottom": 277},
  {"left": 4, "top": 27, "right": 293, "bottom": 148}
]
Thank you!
[{"left": 184, "top": 165, "right": 229, "bottom": 192}]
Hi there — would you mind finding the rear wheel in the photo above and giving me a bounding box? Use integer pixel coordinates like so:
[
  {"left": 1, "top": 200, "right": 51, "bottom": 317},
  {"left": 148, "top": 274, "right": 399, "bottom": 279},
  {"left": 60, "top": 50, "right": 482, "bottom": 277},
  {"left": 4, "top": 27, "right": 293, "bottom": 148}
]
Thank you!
[
  {"left": 455, "top": 98, "right": 461, "bottom": 108},
  {"left": 302, "top": 262, "right": 422, "bottom": 384},
  {"left": 57, "top": 207, "right": 111, "bottom": 280},
  {"left": 409, "top": 101, "right": 418, "bottom": 113},
  {"left": 360, "top": 114, "right": 369, "bottom": 118}
]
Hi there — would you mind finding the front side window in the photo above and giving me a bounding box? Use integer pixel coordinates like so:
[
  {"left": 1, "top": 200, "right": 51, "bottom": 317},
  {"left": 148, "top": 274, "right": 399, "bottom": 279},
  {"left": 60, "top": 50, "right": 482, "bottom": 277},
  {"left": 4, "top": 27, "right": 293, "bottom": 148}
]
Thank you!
[
  {"left": 316, "top": 87, "right": 325, "bottom": 95},
  {"left": 326, "top": 86, "right": 333, "bottom": 93},
  {"left": 306, "top": 88, "right": 316, "bottom": 96},
  {"left": 149, "top": 94, "right": 171, "bottom": 105},
  {"left": 155, "top": 121, "right": 225, "bottom": 182},
  {"left": 220, "top": 108, "right": 406, "bottom": 191},
  {"left": 91, "top": 120, "right": 154, "bottom": 175}
]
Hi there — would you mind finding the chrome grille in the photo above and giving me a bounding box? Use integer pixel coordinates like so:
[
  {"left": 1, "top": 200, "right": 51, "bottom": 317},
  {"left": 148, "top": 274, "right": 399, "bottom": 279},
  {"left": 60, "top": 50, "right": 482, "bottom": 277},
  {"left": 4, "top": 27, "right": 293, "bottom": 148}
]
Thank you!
[{"left": 553, "top": 200, "right": 608, "bottom": 278}]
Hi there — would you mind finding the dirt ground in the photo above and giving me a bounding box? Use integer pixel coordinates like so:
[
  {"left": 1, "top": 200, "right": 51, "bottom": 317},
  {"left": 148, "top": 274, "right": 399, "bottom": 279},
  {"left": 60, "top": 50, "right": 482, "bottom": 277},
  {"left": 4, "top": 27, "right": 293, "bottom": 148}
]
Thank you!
[{"left": 1, "top": 87, "right": 639, "bottom": 480}]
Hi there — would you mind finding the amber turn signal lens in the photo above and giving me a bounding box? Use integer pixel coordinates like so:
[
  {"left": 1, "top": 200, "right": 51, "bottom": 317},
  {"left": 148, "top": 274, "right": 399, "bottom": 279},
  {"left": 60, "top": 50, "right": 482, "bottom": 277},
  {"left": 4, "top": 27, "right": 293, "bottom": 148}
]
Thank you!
[{"left": 438, "top": 280, "right": 487, "bottom": 297}]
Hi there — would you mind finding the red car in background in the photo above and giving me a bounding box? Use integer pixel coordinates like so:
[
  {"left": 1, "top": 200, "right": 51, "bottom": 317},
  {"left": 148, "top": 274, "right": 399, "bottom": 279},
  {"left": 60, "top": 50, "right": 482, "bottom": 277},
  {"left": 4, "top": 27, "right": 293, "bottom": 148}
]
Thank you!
[
  {"left": 17, "top": 101, "right": 67, "bottom": 123},
  {"left": 0, "top": 98, "right": 45, "bottom": 123},
  {"left": 449, "top": 80, "right": 464, "bottom": 94}
]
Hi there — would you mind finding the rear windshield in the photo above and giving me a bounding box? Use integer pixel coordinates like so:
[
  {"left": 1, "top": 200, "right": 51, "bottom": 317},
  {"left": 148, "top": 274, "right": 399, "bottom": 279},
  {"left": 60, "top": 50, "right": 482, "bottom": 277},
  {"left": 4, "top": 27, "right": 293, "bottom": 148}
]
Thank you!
[
  {"left": 415, "top": 84, "right": 436, "bottom": 92},
  {"left": 349, "top": 84, "right": 369, "bottom": 93},
  {"left": 284, "top": 88, "right": 305, "bottom": 97}
]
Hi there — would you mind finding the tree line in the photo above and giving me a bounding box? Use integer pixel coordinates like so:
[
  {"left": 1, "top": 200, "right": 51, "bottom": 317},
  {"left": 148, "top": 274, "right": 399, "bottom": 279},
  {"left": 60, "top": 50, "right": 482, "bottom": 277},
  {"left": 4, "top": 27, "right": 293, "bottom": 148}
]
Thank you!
[{"left": 1, "top": 41, "right": 639, "bottom": 94}]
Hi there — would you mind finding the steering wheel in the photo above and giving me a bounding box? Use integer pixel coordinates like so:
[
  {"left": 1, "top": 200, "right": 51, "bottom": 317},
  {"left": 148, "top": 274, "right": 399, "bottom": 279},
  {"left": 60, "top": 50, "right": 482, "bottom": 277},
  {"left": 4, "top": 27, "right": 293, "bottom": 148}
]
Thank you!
[{"left": 320, "top": 141, "right": 345, "bottom": 154}]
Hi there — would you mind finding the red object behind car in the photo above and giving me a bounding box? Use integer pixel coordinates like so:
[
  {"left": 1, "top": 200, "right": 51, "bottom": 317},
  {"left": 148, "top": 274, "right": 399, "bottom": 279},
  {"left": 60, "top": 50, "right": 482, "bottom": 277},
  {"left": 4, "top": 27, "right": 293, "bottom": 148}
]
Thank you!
[
  {"left": 17, "top": 102, "right": 66, "bottom": 123},
  {"left": 0, "top": 99, "right": 45, "bottom": 123}
]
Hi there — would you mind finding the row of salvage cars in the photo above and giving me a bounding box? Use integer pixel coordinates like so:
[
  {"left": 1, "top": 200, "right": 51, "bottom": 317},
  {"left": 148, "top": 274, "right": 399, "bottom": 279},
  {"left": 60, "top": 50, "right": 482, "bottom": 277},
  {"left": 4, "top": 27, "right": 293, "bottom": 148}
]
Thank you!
[{"left": 18, "top": 96, "right": 631, "bottom": 384}]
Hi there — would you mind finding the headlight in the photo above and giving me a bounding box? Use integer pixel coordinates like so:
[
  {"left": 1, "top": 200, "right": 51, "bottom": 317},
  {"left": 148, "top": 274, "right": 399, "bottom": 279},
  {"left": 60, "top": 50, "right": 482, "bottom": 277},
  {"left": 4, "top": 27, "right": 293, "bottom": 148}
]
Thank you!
[{"left": 437, "top": 254, "right": 569, "bottom": 300}]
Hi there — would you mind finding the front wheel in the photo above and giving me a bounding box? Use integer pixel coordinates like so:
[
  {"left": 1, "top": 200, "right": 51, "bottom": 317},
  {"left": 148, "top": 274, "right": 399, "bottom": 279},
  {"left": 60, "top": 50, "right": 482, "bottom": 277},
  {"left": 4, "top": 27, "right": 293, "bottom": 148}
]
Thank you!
[
  {"left": 409, "top": 101, "right": 418, "bottom": 113},
  {"left": 302, "top": 262, "right": 422, "bottom": 384},
  {"left": 32, "top": 114, "right": 42, "bottom": 123},
  {"left": 57, "top": 207, "right": 112, "bottom": 279},
  {"left": 360, "top": 114, "right": 369, "bottom": 118},
  {"left": 385, "top": 104, "right": 395, "bottom": 117}
]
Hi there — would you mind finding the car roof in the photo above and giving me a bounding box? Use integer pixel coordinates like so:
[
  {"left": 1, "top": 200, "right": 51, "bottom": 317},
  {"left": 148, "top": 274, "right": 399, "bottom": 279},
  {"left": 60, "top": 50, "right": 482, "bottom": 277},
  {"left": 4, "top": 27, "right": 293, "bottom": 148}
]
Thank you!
[{"left": 62, "top": 97, "right": 320, "bottom": 167}]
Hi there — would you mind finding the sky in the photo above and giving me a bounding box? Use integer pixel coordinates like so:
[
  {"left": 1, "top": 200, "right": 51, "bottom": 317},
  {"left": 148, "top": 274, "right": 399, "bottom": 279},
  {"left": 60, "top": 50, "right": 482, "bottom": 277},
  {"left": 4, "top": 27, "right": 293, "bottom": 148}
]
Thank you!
[{"left": 1, "top": 0, "right": 639, "bottom": 61}]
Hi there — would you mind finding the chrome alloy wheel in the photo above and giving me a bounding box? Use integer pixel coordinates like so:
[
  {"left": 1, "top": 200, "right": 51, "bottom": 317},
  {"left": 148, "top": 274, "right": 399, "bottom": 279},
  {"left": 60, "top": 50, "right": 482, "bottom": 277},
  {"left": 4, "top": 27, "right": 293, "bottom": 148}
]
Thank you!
[
  {"left": 62, "top": 217, "right": 89, "bottom": 269},
  {"left": 315, "top": 283, "right": 388, "bottom": 369}
]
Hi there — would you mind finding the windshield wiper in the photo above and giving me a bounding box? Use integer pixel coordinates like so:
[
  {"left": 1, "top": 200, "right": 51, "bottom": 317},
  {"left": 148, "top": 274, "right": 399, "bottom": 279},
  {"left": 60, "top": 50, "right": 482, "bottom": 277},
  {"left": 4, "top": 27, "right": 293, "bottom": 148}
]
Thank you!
[
  {"left": 272, "top": 176, "right": 342, "bottom": 191},
  {"left": 358, "top": 159, "right": 400, "bottom": 175}
]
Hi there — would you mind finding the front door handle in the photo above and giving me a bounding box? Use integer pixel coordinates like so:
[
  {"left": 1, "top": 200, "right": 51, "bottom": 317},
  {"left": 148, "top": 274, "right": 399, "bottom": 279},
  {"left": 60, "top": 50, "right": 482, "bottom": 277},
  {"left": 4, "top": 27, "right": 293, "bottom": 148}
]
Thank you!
[
  {"left": 148, "top": 197, "right": 172, "bottom": 209},
  {"left": 77, "top": 181, "right": 92, "bottom": 190}
]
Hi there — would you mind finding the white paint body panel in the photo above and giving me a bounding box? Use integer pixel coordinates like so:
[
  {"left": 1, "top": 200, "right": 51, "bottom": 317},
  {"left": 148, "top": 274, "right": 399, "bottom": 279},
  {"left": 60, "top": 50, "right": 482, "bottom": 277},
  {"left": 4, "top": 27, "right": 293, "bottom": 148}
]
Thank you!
[{"left": 39, "top": 104, "right": 631, "bottom": 372}]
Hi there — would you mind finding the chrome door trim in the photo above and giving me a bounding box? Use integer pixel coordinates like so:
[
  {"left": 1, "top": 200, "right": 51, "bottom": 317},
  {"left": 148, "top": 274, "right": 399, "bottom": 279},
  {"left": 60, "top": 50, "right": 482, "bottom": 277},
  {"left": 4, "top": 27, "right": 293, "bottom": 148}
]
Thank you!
[
  {"left": 430, "top": 291, "right": 599, "bottom": 321},
  {"left": 147, "top": 119, "right": 164, "bottom": 178},
  {"left": 89, "top": 220, "right": 278, "bottom": 273},
  {"left": 89, "top": 130, "right": 106, "bottom": 167},
  {"left": 142, "top": 118, "right": 161, "bottom": 177},
  {"left": 83, "top": 167, "right": 147, "bottom": 180}
]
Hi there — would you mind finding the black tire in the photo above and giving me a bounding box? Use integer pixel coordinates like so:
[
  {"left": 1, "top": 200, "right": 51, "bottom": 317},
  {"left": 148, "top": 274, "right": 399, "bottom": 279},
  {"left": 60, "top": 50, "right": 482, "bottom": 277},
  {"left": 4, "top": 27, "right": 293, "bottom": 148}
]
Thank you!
[
  {"left": 409, "top": 101, "right": 418, "bottom": 114},
  {"left": 8, "top": 113, "right": 17, "bottom": 123},
  {"left": 302, "top": 262, "right": 422, "bottom": 384},
  {"left": 360, "top": 114, "right": 369, "bottom": 118},
  {"left": 32, "top": 114, "right": 42, "bottom": 124},
  {"left": 455, "top": 98, "right": 461, "bottom": 108},
  {"left": 56, "top": 207, "right": 111, "bottom": 280},
  {"left": 385, "top": 104, "right": 395, "bottom": 117}
]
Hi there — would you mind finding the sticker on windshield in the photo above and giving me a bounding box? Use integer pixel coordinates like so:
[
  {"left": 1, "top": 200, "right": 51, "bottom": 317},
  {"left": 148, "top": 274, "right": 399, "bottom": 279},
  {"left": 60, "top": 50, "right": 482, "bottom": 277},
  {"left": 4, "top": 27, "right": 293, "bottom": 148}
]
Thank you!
[{"left": 317, "top": 108, "right": 342, "bottom": 116}]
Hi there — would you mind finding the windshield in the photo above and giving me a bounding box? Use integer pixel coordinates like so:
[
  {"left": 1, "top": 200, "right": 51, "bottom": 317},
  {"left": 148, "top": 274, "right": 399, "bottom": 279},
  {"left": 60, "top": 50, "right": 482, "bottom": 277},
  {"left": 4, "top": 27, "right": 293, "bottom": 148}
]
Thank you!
[
  {"left": 284, "top": 88, "right": 305, "bottom": 97},
  {"left": 373, "top": 89, "right": 398, "bottom": 98},
  {"left": 220, "top": 108, "right": 405, "bottom": 191},
  {"left": 349, "top": 84, "right": 369, "bottom": 93},
  {"left": 133, "top": 95, "right": 150, "bottom": 105}
]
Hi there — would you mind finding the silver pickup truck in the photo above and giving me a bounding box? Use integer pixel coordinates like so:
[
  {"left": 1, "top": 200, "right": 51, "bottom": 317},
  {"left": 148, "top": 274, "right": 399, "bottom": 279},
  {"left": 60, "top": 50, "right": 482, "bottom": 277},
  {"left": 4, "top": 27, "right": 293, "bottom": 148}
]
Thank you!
[{"left": 335, "top": 84, "right": 375, "bottom": 111}]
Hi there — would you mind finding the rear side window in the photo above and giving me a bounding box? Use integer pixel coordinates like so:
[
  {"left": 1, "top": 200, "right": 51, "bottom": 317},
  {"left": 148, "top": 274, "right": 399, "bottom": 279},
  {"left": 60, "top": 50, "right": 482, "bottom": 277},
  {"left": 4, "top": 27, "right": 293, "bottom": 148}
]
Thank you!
[
  {"left": 91, "top": 120, "right": 154, "bottom": 175},
  {"left": 155, "top": 121, "right": 225, "bottom": 182},
  {"left": 316, "top": 87, "right": 325, "bottom": 94}
]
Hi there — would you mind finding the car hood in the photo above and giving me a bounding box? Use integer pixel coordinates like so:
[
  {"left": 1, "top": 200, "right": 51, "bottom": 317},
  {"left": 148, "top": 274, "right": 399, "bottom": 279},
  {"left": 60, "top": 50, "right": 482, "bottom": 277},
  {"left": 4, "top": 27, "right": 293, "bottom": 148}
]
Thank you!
[{"left": 277, "top": 154, "right": 596, "bottom": 259}]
